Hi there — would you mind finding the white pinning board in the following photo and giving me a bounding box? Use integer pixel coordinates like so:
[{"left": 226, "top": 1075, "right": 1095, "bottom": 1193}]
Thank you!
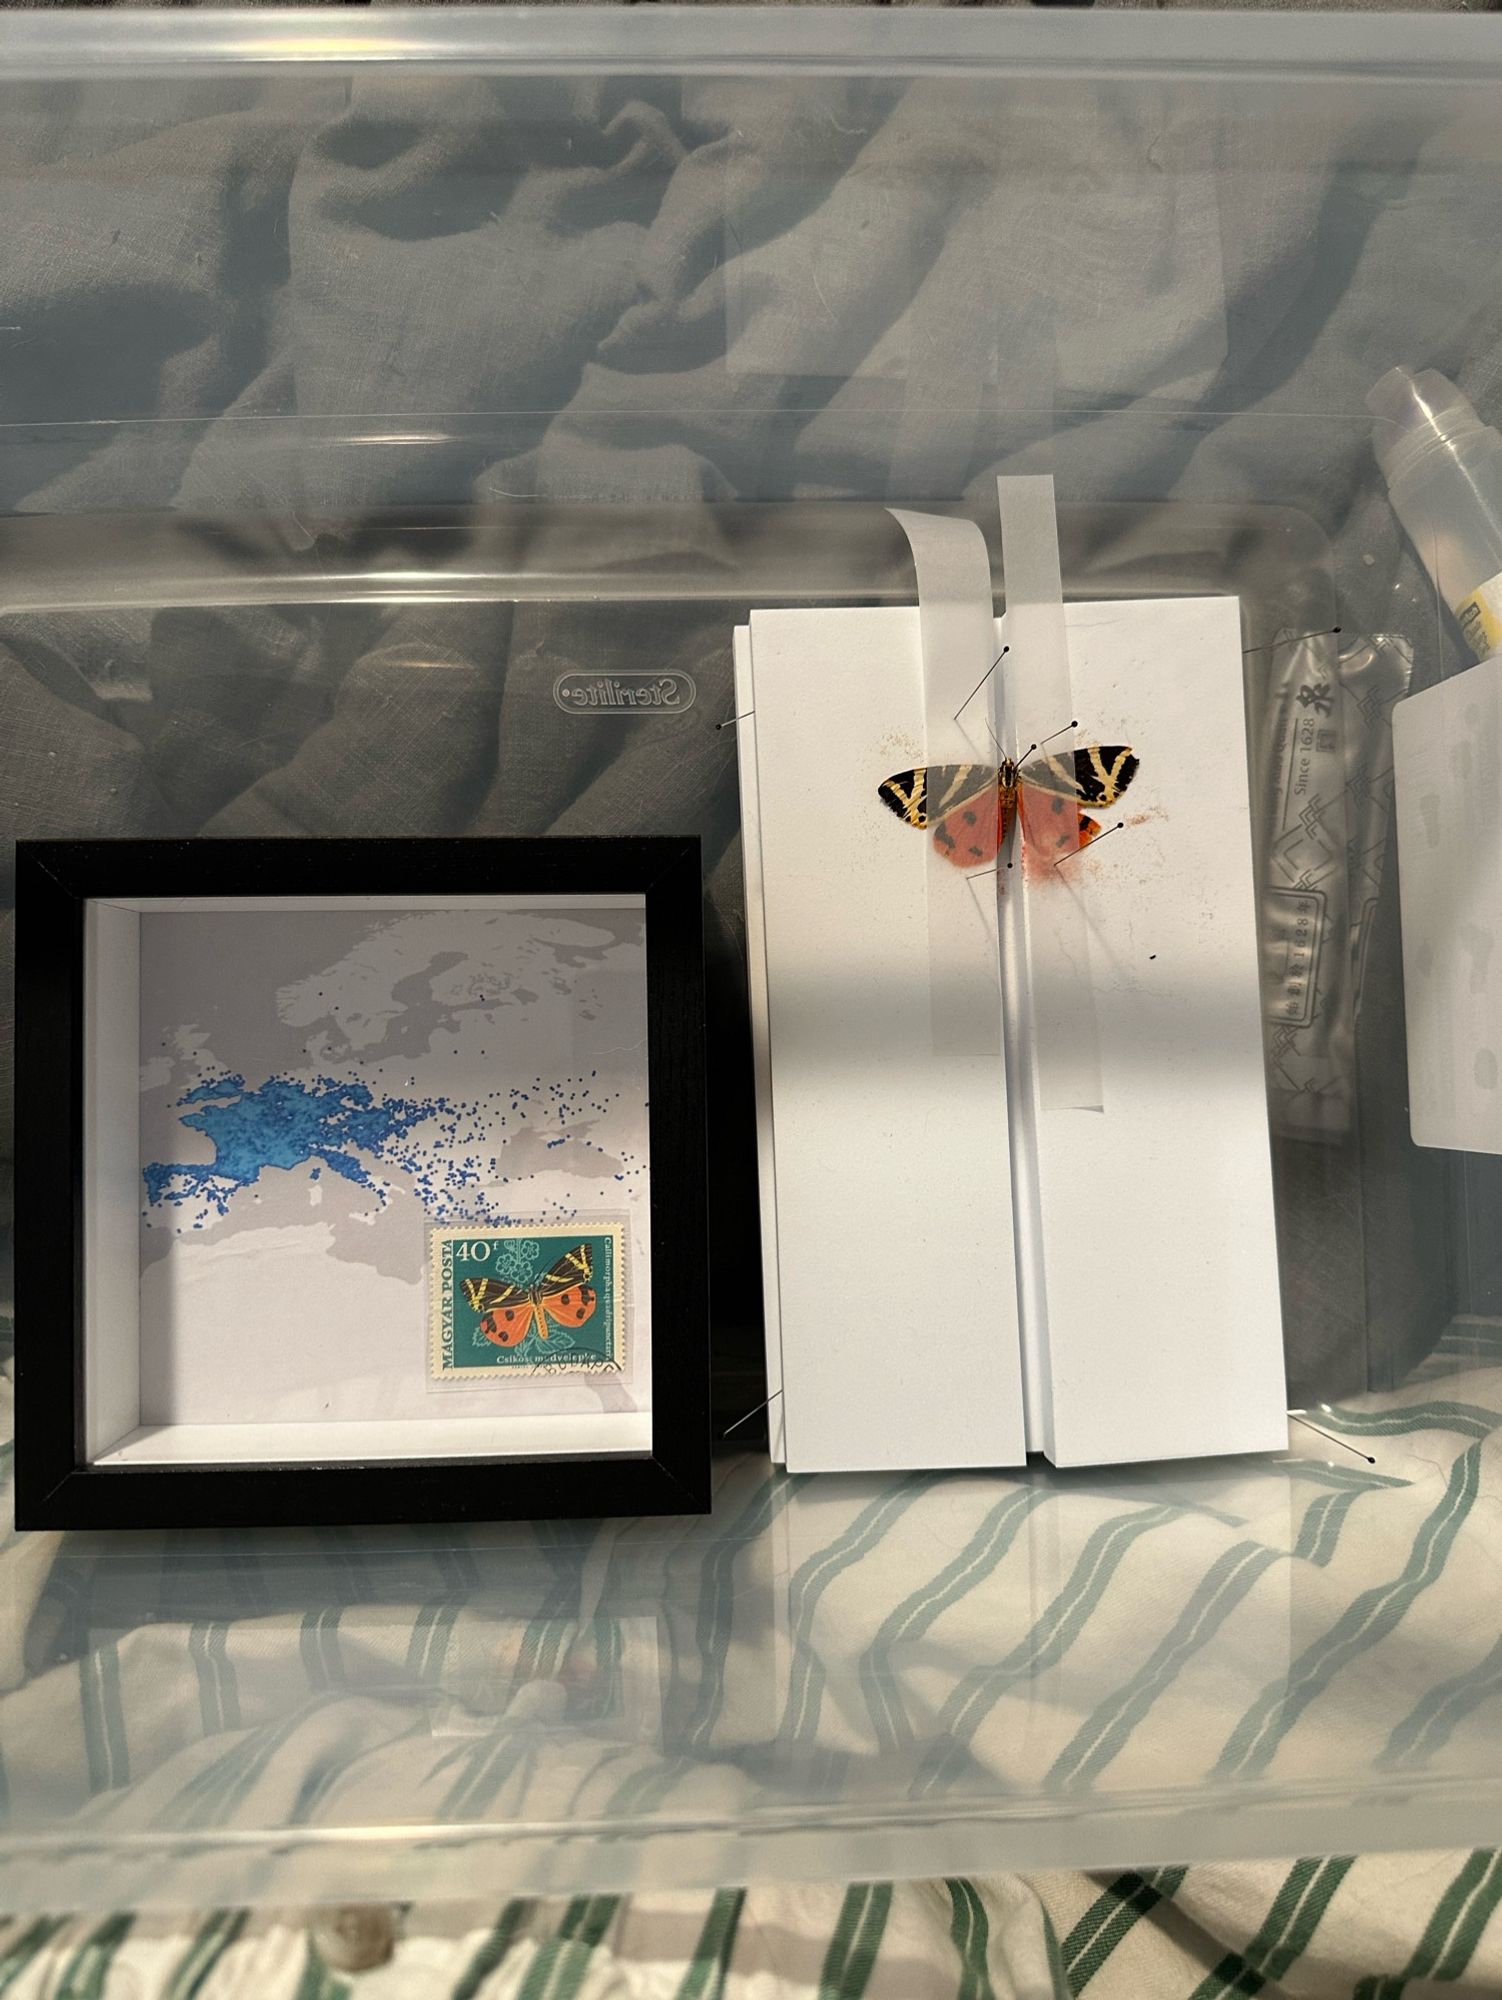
[
  {"left": 737, "top": 597, "right": 1287, "bottom": 1472},
  {"left": 740, "top": 608, "right": 1026, "bottom": 1474}
]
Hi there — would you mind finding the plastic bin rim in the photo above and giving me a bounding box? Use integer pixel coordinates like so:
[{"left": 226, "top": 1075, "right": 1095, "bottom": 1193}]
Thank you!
[{"left": 1, "top": 5, "right": 1500, "bottom": 82}]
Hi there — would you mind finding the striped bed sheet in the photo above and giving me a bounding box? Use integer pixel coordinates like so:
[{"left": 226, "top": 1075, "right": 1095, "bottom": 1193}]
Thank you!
[{"left": 2, "top": 1360, "right": 1501, "bottom": 1997}]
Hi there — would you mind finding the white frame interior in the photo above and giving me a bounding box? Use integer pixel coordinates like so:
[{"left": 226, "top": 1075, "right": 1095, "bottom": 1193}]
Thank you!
[{"left": 83, "top": 892, "right": 653, "bottom": 1468}]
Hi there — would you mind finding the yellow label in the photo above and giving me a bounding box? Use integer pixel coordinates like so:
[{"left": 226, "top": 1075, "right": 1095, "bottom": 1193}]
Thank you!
[{"left": 1456, "top": 573, "right": 1502, "bottom": 659}]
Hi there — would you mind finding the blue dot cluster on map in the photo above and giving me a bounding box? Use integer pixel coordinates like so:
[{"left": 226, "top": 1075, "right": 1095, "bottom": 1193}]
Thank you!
[{"left": 142, "top": 1069, "right": 647, "bottom": 1232}]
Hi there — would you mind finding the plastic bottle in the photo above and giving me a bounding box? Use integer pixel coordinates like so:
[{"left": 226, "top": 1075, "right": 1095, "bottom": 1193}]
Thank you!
[{"left": 1368, "top": 365, "right": 1502, "bottom": 659}]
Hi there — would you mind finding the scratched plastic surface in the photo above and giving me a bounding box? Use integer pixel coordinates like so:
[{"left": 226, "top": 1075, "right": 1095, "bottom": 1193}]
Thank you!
[{"left": 2, "top": 6, "right": 1502, "bottom": 1909}]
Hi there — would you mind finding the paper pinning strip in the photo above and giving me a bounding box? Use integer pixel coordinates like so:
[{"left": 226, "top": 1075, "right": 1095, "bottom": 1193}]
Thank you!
[
  {"left": 994, "top": 475, "right": 1104, "bottom": 1113},
  {"left": 887, "top": 506, "right": 1004, "bottom": 1059}
]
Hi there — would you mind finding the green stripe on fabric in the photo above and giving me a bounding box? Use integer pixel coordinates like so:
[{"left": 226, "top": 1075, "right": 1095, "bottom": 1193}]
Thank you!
[
  {"left": 576, "top": 1897, "right": 619, "bottom": 1947},
  {"left": 1292, "top": 1491, "right": 1341, "bottom": 1566},
  {"left": 165, "top": 1909, "right": 248, "bottom": 2000},
  {"left": 1319, "top": 1399, "right": 1502, "bottom": 1439},
  {"left": 675, "top": 1888, "right": 745, "bottom": 2000},
  {"left": 1381, "top": 1633, "right": 1502, "bottom": 1769},
  {"left": 55, "top": 1913, "right": 135, "bottom": 2000},
  {"left": 818, "top": 1887, "right": 870, "bottom": 2000},
  {"left": 293, "top": 1718, "right": 430, "bottom": 1828},
  {"left": 509, "top": 1609, "right": 578, "bottom": 1711},
  {"left": 1064, "top": 1868, "right": 1188, "bottom": 1992},
  {"left": 299, "top": 1607, "right": 345, "bottom": 1690},
  {"left": 918, "top": 1504, "right": 1182, "bottom": 1796},
  {"left": 860, "top": 1487, "right": 1046, "bottom": 1751},
  {"left": 598, "top": 1746, "right": 704, "bottom": 1828},
  {"left": 537, "top": 1616, "right": 579, "bottom": 1687},
  {"left": 452, "top": 1899, "right": 533, "bottom": 2000},
  {"left": 509, "top": 1607, "right": 562, "bottom": 1705},
  {"left": 563, "top": 1742, "right": 636, "bottom": 1818},
  {"left": 98, "top": 1638, "right": 130, "bottom": 1788},
  {"left": 1283, "top": 1459, "right": 1408, "bottom": 1494},
  {"left": 292, "top": 1940, "right": 350, "bottom": 2000},
  {"left": 405, "top": 1602, "right": 459, "bottom": 1685},
  {"left": 1216, "top": 1444, "right": 1482, "bottom": 1780},
  {"left": 1366, "top": 1847, "right": 1492, "bottom": 1996},
  {"left": 434, "top": 1725, "right": 537, "bottom": 1823},
  {"left": 945, "top": 1881, "right": 973, "bottom": 1999},
  {"left": 80, "top": 1641, "right": 130, "bottom": 1795},
  {"left": 169, "top": 1689, "right": 354, "bottom": 1830},
  {"left": 1187, "top": 1856, "right": 1352, "bottom": 2000},
  {"left": 575, "top": 1617, "right": 623, "bottom": 1727},
  {"left": 79, "top": 1653, "right": 107, "bottom": 1793},
  {"left": 517, "top": 1896, "right": 621, "bottom": 2000},
  {"left": 509, "top": 1523, "right": 587, "bottom": 1706},
  {"left": 1434, "top": 1847, "right": 1502, "bottom": 1982},
  {"left": 1436, "top": 1318, "right": 1502, "bottom": 1347},
  {"left": 163, "top": 1909, "right": 247, "bottom": 2000},
  {"left": 1189, "top": 1860, "right": 1322, "bottom": 2000},
  {"left": 1049, "top": 1542, "right": 1282, "bottom": 1791},
  {"left": 404, "top": 1602, "right": 436, "bottom": 1679},
  {"left": 206, "top": 1620, "right": 240, "bottom": 1732},
  {"left": 189, "top": 1624, "right": 223, "bottom": 1736},
  {"left": 684, "top": 1472, "right": 801, "bottom": 1752},
  {"left": 818, "top": 1884, "right": 893, "bottom": 2000},
  {"left": 598, "top": 1617, "right": 625, "bottom": 1724},
  {"left": 1254, "top": 1855, "right": 1353, "bottom": 1990},
  {"left": 781, "top": 1477, "right": 936, "bottom": 1745},
  {"left": 1304, "top": 1488, "right": 1370, "bottom": 1569},
  {"left": 188, "top": 1622, "right": 242, "bottom": 1737},
  {"left": 0, "top": 1917, "right": 70, "bottom": 1994},
  {"left": 946, "top": 1879, "right": 994, "bottom": 2000},
  {"left": 1352, "top": 1850, "right": 1497, "bottom": 2000},
  {"left": 554, "top": 1899, "right": 591, "bottom": 1945}
]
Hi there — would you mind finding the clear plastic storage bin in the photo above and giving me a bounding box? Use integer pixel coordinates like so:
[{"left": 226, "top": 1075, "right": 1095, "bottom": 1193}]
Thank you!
[{"left": 2, "top": 5, "right": 1502, "bottom": 1911}]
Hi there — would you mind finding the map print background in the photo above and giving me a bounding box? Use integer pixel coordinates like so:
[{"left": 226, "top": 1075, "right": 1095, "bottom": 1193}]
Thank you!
[{"left": 137, "top": 898, "right": 651, "bottom": 1431}]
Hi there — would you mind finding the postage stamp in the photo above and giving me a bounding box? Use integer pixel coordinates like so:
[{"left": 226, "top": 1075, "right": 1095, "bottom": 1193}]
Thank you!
[{"left": 429, "top": 1223, "right": 625, "bottom": 1379}]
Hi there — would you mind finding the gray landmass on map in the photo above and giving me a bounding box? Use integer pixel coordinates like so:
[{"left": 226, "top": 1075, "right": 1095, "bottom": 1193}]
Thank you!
[{"left": 139, "top": 904, "right": 649, "bottom": 1283}]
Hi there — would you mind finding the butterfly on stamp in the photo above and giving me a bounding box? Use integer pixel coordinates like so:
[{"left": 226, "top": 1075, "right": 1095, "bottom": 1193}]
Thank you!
[
  {"left": 877, "top": 745, "right": 1139, "bottom": 870},
  {"left": 462, "top": 1242, "right": 597, "bottom": 1349}
]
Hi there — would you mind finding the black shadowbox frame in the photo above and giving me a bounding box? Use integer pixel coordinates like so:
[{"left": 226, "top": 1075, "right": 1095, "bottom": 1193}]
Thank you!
[{"left": 15, "top": 836, "right": 709, "bottom": 1531}]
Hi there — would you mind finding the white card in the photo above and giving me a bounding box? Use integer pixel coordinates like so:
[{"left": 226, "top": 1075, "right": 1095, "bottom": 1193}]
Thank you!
[
  {"left": 1014, "top": 596, "right": 1286, "bottom": 1465},
  {"left": 1393, "top": 653, "right": 1502, "bottom": 1155},
  {"left": 744, "top": 606, "right": 1027, "bottom": 1475}
]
